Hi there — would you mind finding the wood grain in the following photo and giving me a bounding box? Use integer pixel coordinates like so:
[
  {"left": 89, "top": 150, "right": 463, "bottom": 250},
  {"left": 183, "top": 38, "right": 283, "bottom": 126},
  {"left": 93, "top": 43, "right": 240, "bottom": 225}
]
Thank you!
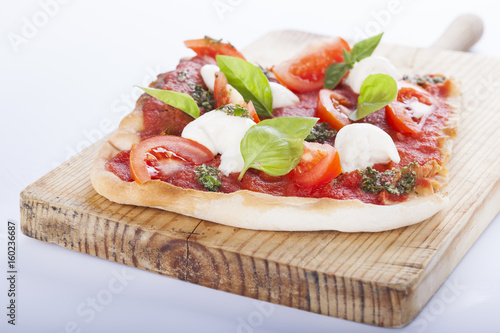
[{"left": 20, "top": 30, "right": 500, "bottom": 327}]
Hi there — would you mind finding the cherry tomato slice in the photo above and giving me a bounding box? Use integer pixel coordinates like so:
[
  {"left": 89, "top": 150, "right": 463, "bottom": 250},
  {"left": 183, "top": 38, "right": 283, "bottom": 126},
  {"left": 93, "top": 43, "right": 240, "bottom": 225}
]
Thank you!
[
  {"left": 184, "top": 37, "right": 245, "bottom": 60},
  {"left": 130, "top": 135, "right": 214, "bottom": 184},
  {"left": 289, "top": 142, "right": 342, "bottom": 188},
  {"left": 385, "top": 103, "right": 421, "bottom": 134},
  {"left": 316, "top": 89, "right": 352, "bottom": 130},
  {"left": 272, "top": 37, "right": 350, "bottom": 93},
  {"left": 214, "top": 71, "right": 231, "bottom": 108},
  {"left": 385, "top": 81, "right": 434, "bottom": 134},
  {"left": 397, "top": 80, "right": 433, "bottom": 105},
  {"left": 214, "top": 72, "right": 260, "bottom": 122},
  {"left": 246, "top": 100, "right": 260, "bottom": 123}
]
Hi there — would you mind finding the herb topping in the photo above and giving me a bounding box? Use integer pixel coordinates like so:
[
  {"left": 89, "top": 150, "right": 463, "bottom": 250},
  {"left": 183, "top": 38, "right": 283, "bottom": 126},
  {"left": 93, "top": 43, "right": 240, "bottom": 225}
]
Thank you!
[
  {"left": 402, "top": 74, "right": 447, "bottom": 87},
  {"left": 204, "top": 36, "right": 222, "bottom": 44},
  {"left": 177, "top": 70, "right": 190, "bottom": 82},
  {"left": 195, "top": 164, "right": 222, "bottom": 192},
  {"left": 359, "top": 162, "right": 417, "bottom": 195},
  {"left": 305, "top": 122, "right": 337, "bottom": 143},
  {"left": 192, "top": 84, "right": 215, "bottom": 111},
  {"left": 215, "top": 104, "right": 252, "bottom": 119}
]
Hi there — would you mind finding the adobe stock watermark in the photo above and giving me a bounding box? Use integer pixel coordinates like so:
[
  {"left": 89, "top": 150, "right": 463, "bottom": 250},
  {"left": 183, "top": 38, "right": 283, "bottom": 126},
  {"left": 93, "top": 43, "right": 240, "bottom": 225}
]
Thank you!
[
  {"left": 51, "top": 64, "right": 160, "bottom": 169},
  {"left": 59, "top": 268, "right": 135, "bottom": 333},
  {"left": 463, "top": 74, "right": 499, "bottom": 114},
  {"left": 213, "top": 0, "right": 245, "bottom": 21},
  {"left": 353, "top": 0, "right": 403, "bottom": 42},
  {"left": 225, "top": 300, "right": 275, "bottom": 333},
  {"left": 401, "top": 277, "right": 466, "bottom": 333},
  {"left": 7, "top": 0, "right": 72, "bottom": 54},
  {"left": 6, "top": 220, "right": 18, "bottom": 326}
]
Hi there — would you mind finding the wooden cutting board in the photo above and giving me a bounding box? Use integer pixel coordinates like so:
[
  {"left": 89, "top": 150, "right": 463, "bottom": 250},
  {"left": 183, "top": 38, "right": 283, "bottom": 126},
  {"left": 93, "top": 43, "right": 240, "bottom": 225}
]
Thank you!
[{"left": 20, "top": 30, "right": 500, "bottom": 328}]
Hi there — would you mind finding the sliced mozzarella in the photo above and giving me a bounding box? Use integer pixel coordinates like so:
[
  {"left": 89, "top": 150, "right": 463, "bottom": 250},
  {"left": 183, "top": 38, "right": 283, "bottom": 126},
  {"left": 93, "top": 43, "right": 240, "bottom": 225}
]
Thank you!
[
  {"left": 200, "top": 64, "right": 299, "bottom": 108},
  {"left": 404, "top": 98, "right": 435, "bottom": 119},
  {"left": 227, "top": 85, "right": 245, "bottom": 105},
  {"left": 345, "top": 56, "right": 401, "bottom": 94},
  {"left": 269, "top": 81, "right": 299, "bottom": 108},
  {"left": 181, "top": 110, "right": 256, "bottom": 176},
  {"left": 335, "top": 123, "right": 400, "bottom": 172}
]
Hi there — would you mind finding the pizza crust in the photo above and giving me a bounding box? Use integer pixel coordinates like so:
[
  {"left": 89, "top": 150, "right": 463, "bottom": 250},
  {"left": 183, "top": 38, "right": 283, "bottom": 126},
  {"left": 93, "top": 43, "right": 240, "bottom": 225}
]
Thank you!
[{"left": 91, "top": 77, "right": 460, "bottom": 232}]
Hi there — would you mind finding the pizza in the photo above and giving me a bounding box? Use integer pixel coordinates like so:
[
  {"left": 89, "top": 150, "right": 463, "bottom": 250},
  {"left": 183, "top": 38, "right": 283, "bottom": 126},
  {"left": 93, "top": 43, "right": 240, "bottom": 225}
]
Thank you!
[{"left": 91, "top": 35, "right": 460, "bottom": 232}]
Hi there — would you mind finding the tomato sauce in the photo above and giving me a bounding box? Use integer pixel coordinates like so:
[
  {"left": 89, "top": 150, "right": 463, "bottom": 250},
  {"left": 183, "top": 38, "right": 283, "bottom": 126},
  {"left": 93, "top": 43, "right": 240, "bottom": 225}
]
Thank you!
[
  {"left": 105, "top": 150, "right": 133, "bottom": 182},
  {"left": 274, "top": 82, "right": 450, "bottom": 169},
  {"left": 161, "top": 56, "right": 208, "bottom": 94},
  {"left": 140, "top": 57, "right": 210, "bottom": 139},
  {"left": 273, "top": 91, "right": 318, "bottom": 118},
  {"left": 105, "top": 59, "right": 453, "bottom": 205},
  {"left": 140, "top": 98, "right": 194, "bottom": 139},
  {"left": 105, "top": 151, "right": 404, "bottom": 204}
]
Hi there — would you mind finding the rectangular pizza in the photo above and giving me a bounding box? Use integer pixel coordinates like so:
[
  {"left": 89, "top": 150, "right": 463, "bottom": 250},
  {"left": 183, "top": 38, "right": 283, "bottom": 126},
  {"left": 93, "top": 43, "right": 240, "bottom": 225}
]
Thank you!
[{"left": 91, "top": 35, "right": 459, "bottom": 232}]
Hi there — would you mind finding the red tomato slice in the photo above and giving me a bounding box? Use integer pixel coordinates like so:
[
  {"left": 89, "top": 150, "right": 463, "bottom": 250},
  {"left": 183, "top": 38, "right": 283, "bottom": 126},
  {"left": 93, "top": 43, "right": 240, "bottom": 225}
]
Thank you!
[
  {"left": 289, "top": 142, "right": 342, "bottom": 188},
  {"left": 246, "top": 100, "right": 260, "bottom": 123},
  {"left": 214, "top": 73, "right": 260, "bottom": 122},
  {"left": 184, "top": 37, "right": 245, "bottom": 60},
  {"left": 385, "top": 103, "right": 421, "bottom": 134},
  {"left": 130, "top": 135, "right": 214, "bottom": 184},
  {"left": 385, "top": 81, "right": 434, "bottom": 134},
  {"left": 316, "top": 89, "right": 352, "bottom": 130},
  {"left": 397, "top": 80, "right": 433, "bottom": 105},
  {"left": 272, "top": 37, "right": 350, "bottom": 93},
  {"left": 214, "top": 71, "right": 231, "bottom": 108}
]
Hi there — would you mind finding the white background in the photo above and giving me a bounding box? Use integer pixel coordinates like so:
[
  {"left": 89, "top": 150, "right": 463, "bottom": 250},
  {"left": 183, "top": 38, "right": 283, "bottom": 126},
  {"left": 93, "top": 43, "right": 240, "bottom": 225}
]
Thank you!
[{"left": 1, "top": 0, "right": 499, "bottom": 332}]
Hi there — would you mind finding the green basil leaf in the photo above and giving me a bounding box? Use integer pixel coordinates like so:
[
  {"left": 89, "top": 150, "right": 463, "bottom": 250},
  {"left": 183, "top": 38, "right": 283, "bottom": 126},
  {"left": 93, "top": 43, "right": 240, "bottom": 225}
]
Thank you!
[
  {"left": 216, "top": 55, "right": 273, "bottom": 118},
  {"left": 349, "top": 74, "right": 397, "bottom": 121},
  {"left": 323, "top": 62, "right": 352, "bottom": 89},
  {"left": 238, "top": 117, "right": 318, "bottom": 180},
  {"left": 323, "top": 33, "right": 385, "bottom": 90},
  {"left": 351, "top": 33, "right": 383, "bottom": 62},
  {"left": 342, "top": 48, "right": 354, "bottom": 66},
  {"left": 138, "top": 86, "right": 200, "bottom": 118}
]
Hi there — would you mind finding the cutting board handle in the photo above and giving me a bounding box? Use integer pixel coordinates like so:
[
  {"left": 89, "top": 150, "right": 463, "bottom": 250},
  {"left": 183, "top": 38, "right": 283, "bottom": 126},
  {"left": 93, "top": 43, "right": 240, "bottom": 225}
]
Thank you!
[{"left": 431, "top": 14, "right": 484, "bottom": 51}]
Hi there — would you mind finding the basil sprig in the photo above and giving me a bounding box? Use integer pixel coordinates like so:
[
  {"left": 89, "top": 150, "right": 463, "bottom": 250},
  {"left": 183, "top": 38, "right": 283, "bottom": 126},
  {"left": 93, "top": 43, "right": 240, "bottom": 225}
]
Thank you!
[
  {"left": 323, "top": 33, "right": 384, "bottom": 90},
  {"left": 216, "top": 55, "right": 273, "bottom": 118},
  {"left": 138, "top": 86, "right": 200, "bottom": 118},
  {"left": 238, "top": 117, "right": 318, "bottom": 180},
  {"left": 349, "top": 74, "right": 397, "bottom": 121},
  {"left": 350, "top": 33, "right": 384, "bottom": 62}
]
